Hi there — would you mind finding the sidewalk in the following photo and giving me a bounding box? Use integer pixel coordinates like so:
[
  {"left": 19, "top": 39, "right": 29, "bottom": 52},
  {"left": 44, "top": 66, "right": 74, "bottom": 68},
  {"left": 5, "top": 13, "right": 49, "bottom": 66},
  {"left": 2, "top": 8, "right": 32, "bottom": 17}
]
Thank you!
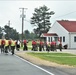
[
  {"left": 56, "top": 49, "right": 76, "bottom": 55},
  {"left": 15, "top": 49, "right": 76, "bottom": 55}
]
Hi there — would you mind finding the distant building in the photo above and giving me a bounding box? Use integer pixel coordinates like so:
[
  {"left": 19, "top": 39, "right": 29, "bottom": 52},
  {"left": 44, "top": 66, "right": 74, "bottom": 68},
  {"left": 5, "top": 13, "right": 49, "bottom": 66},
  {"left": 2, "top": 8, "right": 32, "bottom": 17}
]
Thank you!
[{"left": 41, "top": 20, "right": 76, "bottom": 49}]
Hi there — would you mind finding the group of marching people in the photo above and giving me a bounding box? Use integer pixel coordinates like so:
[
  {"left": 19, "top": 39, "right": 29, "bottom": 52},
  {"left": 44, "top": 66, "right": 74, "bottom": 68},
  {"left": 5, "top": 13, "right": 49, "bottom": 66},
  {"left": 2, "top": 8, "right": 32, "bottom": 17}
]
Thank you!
[
  {"left": 32, "top": 40, "right": 44, "bottom": 51},
  {"left": 0, "top": 38, "right": 16, "bottom": 55},
  {"left": 31, "top": 40, "right": 62, "bottom": 52},
  {"left": 0, "top": 38, "right": 29, "bottom": 55},
  {"left": 0, "top": 38, "right": 62, "bottom": 54}
]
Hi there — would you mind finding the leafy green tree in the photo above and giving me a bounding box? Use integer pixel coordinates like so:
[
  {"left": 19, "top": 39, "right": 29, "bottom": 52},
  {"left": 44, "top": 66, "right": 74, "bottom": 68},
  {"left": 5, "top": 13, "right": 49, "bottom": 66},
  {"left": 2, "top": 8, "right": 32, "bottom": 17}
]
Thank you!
[
  {"left": 4, "top": 25, "right": 19, "bottom": 40},
  {"left": 10, "top": 29, "right": 19, "bottom": 40},
  {"left": 23, "top": 30, "right": 36, "bottom": 40},
  {"left": 24, "top": 30, "right": 31, "bottom": 39},
  {"left": 31, "top": 5, "right": 55, "bottom": 37},
  {"left": 30, "top": 32, "right": 37, "bottom": 40}
]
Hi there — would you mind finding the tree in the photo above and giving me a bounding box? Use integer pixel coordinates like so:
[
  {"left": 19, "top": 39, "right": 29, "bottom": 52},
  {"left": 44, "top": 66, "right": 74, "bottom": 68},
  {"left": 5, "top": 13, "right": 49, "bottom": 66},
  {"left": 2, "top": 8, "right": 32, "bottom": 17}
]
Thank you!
[
  {"left": 23, "top": 30, "right": 36, "bottom": 40},
  {"left": 24, "top": 30, "right": 31, "bottom": 39},
  {"left": 30, "top": 32, "right": 37, "bottom": 40},
  {"left": 4, "top": 25, "right": 19, "bottom": 40},
  {"left": 31, "top": 5, "right": 55, "bottom": 37}
]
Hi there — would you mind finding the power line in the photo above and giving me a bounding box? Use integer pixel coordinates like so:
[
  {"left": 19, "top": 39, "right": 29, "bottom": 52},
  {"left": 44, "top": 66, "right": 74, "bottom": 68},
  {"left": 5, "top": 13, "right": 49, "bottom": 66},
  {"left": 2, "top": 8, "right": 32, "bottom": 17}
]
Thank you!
[
  {"left": 25, "top": 11, "right": 76, "bottom": 23},
  {"left": 25, "top": 19, "right": 31, "bottom": 23},
  {"left": 52, "top": 11, "right": 76, "bottom": 19}
]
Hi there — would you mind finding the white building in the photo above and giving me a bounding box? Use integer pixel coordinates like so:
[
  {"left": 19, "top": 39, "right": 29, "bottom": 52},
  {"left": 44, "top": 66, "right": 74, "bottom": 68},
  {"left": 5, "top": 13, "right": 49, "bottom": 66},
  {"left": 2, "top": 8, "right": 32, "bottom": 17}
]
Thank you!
[{"left": 41, "top": 20, "right": 76, "bottom": 49}]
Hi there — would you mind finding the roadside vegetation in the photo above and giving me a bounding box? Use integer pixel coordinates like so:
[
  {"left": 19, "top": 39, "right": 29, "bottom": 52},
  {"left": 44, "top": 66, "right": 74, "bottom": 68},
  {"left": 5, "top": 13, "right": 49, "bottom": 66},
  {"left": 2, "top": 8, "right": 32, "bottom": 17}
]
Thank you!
[{"left": 27, "top": 52, "right": 76, "bottom": 67}]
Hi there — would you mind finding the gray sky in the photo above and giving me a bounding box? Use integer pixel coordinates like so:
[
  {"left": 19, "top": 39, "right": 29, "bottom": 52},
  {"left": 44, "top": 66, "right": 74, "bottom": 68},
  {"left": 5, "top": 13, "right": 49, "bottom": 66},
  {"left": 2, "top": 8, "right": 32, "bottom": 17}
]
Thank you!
[{"left": 0, "top": 0, "right": 76, "bottom": 33}]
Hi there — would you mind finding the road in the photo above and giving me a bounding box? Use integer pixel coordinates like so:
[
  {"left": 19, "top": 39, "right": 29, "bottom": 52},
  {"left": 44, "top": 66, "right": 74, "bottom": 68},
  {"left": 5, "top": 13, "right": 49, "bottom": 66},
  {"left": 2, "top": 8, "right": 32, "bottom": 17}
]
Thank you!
[
  {"left": 0, "top": 53, "right": 54, "bottom": 75},
  {"left": 0, "top": 52, "right": 76, "bottom": 75}
]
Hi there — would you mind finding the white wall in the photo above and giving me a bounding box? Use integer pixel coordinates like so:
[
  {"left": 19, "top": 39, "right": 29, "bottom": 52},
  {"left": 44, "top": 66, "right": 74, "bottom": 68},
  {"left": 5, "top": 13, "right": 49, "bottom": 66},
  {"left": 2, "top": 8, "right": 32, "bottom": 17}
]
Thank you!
[
  {"left": 70, "top": 33, "right": 76, "bottom": 48},
  {"left": 48, "top": 21, "right": 70, "bottom": 47}
]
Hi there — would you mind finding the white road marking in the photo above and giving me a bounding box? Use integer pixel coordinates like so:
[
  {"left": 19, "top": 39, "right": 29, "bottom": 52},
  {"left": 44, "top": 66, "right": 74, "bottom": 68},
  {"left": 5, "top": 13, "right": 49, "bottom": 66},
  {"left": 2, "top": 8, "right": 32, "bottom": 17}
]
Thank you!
[{"left": 15, "top": 55, "right": 55, "bottom": 75}]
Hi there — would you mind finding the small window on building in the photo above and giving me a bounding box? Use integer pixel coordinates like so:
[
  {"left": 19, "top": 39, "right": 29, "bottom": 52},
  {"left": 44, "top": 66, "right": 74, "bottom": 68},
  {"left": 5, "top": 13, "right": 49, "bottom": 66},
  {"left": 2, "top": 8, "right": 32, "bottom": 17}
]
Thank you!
[
  {"left": 54, "top": 37, "right": 58, "bottom": 41},
  {"left": 63, "top": 36, "right": 65, "bottom": 42},
  {"left": 48, "top": 37, "right": 50, "bottom": 42},
  {"left": 51, "top": 37, "right": 52, "bottom": 42},
  {"left": 74, "top": 36, "right": 76, "bottom": 42}
]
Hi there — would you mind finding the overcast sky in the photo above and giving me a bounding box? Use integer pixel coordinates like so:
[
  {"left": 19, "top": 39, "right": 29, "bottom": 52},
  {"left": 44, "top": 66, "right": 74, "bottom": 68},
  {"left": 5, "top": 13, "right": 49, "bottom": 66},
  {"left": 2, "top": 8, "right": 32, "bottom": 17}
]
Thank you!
[{"left": 0, "top": 0, "right": 76, "bottom": 33}]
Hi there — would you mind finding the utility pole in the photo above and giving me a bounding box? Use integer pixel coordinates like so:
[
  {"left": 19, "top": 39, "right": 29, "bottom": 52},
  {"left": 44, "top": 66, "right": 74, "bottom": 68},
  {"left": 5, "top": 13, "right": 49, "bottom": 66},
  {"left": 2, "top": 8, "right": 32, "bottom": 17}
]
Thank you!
[
  {"left": 7, "top": 20, "right": 11, "bottom": 39},
  {"left": 19, "top": 8, "right": 27, "bottom": 44},
  {"left": 8, "top": 20, "right": 10, "bottom": 27}
]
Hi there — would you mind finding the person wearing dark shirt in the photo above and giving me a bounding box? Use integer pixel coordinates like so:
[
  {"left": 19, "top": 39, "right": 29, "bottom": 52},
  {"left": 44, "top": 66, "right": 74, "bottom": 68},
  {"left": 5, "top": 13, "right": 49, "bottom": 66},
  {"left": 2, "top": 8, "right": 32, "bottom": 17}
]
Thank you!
[{"left": 23, "top": 40, "right": 28, "bottom": 51}]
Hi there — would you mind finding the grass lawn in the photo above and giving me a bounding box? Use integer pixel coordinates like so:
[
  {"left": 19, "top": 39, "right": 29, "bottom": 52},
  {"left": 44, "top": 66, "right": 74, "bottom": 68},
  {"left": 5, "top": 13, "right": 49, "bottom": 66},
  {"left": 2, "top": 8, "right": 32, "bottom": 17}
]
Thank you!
[
  {"left": 27, "top": 41, "right": 32, "bottom": 46},
  {"left": 27, "top": 41, "right": 32, "bottom": 50},
  {"left": 27, "top": 52, "right": 76, "bottom": 67}
]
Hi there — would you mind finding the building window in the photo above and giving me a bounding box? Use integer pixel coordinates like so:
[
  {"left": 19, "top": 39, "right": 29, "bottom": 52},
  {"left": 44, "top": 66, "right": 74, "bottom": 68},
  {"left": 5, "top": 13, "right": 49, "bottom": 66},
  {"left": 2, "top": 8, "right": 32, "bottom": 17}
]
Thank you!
[
  {"left": 48, "top": 37, "right": 50, "bottom": 42},
  {"left": 51, "top": 37, "right": 52, "bottom": 42},
  {"left": 63, "top": 36, "right": 65, "bottom": 42},
  {"left": 74, "top": 36, "right": 76, "bottom": 42},
  {"left": 54, "top": 37, "right": 58, "bottom": 41},
  {"left": 60, "top": 37, "right": 62, "bottom": 42}
]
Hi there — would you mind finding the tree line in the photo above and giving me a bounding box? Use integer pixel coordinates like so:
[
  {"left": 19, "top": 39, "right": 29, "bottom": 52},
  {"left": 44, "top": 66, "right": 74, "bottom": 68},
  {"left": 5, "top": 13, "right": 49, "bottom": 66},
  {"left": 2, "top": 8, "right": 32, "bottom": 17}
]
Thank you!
[{"left": 0, "top": 25, "right": 36, "bottom": 40}]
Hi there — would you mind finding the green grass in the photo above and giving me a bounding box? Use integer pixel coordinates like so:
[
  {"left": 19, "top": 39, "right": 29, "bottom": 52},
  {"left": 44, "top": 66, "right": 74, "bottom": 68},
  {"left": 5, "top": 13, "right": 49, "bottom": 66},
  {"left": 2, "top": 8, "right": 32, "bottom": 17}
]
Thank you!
[
  {"left": 27, "top": 52, "right": 76, "bottom": 66},
  {"left": 27, "top": 41, "right": 32, "bottom": 50},
  {"left": 27, "top": 41, "right": 32, "bottom": 46}
]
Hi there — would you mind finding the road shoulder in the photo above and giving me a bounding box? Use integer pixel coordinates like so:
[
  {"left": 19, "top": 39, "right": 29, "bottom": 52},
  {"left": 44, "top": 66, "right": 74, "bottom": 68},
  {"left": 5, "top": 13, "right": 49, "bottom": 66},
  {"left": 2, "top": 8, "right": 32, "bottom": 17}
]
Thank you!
[{"left": 15, "top": 51, "right": 75, "bottom": 68}]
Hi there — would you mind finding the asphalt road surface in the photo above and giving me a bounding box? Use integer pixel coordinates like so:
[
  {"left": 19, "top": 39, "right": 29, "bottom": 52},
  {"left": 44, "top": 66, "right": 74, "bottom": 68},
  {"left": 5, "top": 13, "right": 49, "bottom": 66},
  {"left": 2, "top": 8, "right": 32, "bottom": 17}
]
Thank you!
[{"left": 0, "top": 53, "right": 76, "bottom": 75}]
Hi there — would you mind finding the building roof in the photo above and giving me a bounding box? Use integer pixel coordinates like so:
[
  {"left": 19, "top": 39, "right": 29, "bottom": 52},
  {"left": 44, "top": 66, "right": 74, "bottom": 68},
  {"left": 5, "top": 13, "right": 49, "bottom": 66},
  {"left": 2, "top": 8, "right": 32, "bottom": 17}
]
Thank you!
[
  {"left": 41, "top": 33, "right": 58, "bottom": 37},
  {"left": 57, "top": 20, "right": 76, "bottom": 32}
]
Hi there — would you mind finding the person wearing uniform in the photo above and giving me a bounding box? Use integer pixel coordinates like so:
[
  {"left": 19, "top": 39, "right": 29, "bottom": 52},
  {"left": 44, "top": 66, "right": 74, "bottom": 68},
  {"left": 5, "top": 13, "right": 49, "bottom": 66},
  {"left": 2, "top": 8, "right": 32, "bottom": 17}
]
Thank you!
[
  {"left": 51, "top": 41, "right": 56, "bottom": 51},
  {"left": 5, "top": 40, "right": 9, "bottom": 53},
  {"left": 32, "top": 40, "right": 37, "bottom": 51},
  {"left": 39, "top": 40, "right": 44, "bottom": 51},
  {"left": 1, "top": 39, "right": 5, "bottom": 53},
  {"left": 8, "top": 39, "right": 12, "bottom": 52},
  {"left": 46, "top": 42, "right": 51, "bottom": 52},
  {"left": 0, "top": 39, "right": 1, "bottom": 50},
  {"left": 11, "top": 39, "right": 16, "bottom": 55},
  {"left": 59, "top": 42, "right": 62, "bottom": 51}
]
